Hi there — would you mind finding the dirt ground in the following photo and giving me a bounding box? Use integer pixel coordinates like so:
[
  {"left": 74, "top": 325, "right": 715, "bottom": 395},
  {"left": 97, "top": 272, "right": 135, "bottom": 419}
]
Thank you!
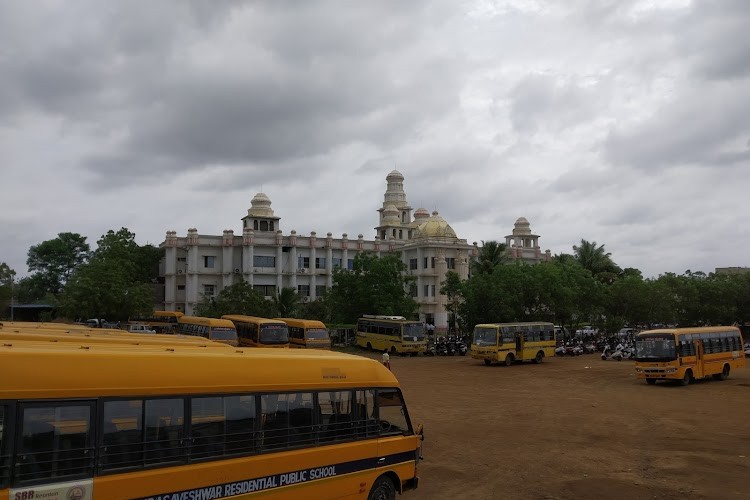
[{"left": 366, "top": 351, "right": 750, "bottom": 500}]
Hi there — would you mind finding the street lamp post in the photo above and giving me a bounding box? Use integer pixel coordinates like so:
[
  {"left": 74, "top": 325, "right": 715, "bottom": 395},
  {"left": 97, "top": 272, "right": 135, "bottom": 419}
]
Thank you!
[{"left": 10, "top": 277, "right": 14, "bottom": 321}]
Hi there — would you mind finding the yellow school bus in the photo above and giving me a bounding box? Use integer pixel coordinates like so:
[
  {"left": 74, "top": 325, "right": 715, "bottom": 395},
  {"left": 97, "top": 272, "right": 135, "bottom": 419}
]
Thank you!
[
  {"left": 223, "top": 315, "right": 290, "bottom": 348},
  {"left": 470, "top": 322, "right": 556, "bottom": 366},
  {"left": 634, "top": 326, "right": 745, "bottom": 385},
  {"left": 276, "top": 318, "right": 331, "bottom": 350},
  {"left": 0, "top": 325, "right": 232, "bottom": 350},
  {"left": 127, "top": 311, "right": 185, "bottom": 333},
  {"left": 355, "top": 316, "right": 426, "bottom": 355},
  {"left": 176, "top": 316, "right": 239, "bottom": 346},
  {"left": 0, "top": 340, "right": 424, "bottom": 500}
]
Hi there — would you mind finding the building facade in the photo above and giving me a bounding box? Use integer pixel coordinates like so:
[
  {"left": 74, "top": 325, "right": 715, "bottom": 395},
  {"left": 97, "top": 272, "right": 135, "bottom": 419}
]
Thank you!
[{"left": 159, "top": 170, "right": 549, "bottom": 331}]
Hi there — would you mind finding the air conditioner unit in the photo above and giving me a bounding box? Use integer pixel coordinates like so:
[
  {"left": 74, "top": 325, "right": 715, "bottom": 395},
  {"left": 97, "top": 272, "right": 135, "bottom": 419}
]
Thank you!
[
  {"left": 177, "top": 269, "right": 184, "bottom": 274},
  {"left": 302, "top": 296, "right": 310, "bottom": 303},
  {"left": 234, "top": 268, "right": 241, "bottom": 274},
  {"left": 298, "top": 268, "right": 307, "bottom": 273}
]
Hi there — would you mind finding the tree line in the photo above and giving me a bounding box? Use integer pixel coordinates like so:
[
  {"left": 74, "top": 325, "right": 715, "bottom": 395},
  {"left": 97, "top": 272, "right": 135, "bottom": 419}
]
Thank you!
[{"left": 1, "top": 232, "right": 748, "bottom": 334}]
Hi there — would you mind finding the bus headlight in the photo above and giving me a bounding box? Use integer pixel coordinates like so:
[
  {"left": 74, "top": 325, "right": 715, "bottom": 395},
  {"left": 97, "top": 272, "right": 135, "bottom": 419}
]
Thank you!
[{"left": 634, "top": 367, "right": 642, "bottom": 373}]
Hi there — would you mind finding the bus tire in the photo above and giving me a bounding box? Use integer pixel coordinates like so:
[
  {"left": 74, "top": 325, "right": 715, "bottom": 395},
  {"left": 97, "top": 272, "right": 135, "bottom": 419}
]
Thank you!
[
  {"left": 366, "top": 343, "right": 372, "bottom": 351},
  {"left": 533, "top": 351, "right": 544, "bottom": 364},
  {"left": 680, "top": 370, "right": 692, "bottom": 386},
  {"left": 504, "top": 354, "right": 514, "bottom": 367},
  {"left": 718, "top": 364, "right": 730, "bottom": 381},
  {"left": 484, "top": 359, "right": 491, "bottom": 366},
  {"left": 646, "top": 378, "right": 656, "bottom": 385},
  {"left": 368, "top": 475, "right": 396, "bottom": 500}
]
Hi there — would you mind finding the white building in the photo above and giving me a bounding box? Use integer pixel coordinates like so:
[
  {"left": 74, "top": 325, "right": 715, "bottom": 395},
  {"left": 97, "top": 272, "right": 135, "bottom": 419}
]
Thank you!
[{"left": 159, "top": 170, "right": 549, "bottom": 331}]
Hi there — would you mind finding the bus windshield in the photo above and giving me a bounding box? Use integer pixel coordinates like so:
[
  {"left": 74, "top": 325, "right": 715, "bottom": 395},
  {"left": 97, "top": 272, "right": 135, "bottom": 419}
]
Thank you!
[
  {"left": 306, "top": 328, "right": 329, "bottom": 340},
  {"left": 403, "top": 324, "right": 425, "bottom": 341},
  {"left": 473, "top": 327, "right": 497, "bottom": 346},
  {"left": 210, "top": 327, "right": 237, "bottom": 341},
  {"left": 635, "top": 335, "right": 676, "bottom": 361},
  {"left": 260, "top": 324, "right": 289, "bottom": 344}
]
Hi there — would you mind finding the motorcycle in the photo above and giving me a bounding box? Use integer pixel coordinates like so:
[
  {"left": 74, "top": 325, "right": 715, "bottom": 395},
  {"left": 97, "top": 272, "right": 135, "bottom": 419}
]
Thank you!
[
  {"left": 435, "top": 337, "right": 449, "bottom": 356},
  {"left": 446, "top": 336, "right": 457, "bottom": 356},
  {"left": 424, "top": 340, "right": 436, "bottom": 356},
  {"left": 456, "top": 338, "right": 468, "bottom": 356}
]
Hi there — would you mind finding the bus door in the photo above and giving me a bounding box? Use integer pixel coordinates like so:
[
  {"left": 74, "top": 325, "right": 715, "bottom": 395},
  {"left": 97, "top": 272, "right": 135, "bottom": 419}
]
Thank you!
[
  {"left": 693, "top": 340, "right": 704, "bottom": 378},
  {"left": 515, "top": 333, "right": 523, "bottom": 358}
]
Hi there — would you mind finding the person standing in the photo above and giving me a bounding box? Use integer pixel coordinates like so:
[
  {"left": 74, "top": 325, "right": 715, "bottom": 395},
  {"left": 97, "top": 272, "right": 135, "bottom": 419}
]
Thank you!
[{"left": 382, "top": 350, "right": 391, "bottom": 371}]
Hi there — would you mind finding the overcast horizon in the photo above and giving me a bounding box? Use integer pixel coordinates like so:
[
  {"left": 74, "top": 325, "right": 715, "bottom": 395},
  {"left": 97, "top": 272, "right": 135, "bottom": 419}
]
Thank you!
[{"left": 1, "top": 0, "right": 748, "bottom": 280}]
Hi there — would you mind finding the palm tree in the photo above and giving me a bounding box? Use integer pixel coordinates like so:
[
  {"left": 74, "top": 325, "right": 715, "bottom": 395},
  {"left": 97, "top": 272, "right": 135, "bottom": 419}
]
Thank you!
[
  {"left": 273, "top": 287, "right": 301, "bottom": 317},
  {"left": 471, "top": 240, "right": 508, "bottom": 275},
  {"left": 572, "top": 239, "right": 619, "bottom": 277}
]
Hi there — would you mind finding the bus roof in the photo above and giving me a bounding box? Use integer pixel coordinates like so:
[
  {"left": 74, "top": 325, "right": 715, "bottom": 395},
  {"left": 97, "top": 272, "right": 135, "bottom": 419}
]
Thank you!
[
  {"left": 153, "top": 310, "right": 184, "bottom": 318},
  {"left": 0, "top": 341, "right": 397, "bottom": 398},
  {"left": 178, "top": 316, "right": 236, "bottom": 328},
  {"left": 474, "top": 322, "right": 555, "bottom": 328},
  {"left": 223, "top": 315, "right": 287, "bottom": 325},
  {"left": 637, "top": 326, "right": 741, "bottom": 337},
  {"left": 275, "top": 318, "right": 327, "bottom": 328},
  {"left": 0, "top": 329, "right": 232, "bottom": 348}
]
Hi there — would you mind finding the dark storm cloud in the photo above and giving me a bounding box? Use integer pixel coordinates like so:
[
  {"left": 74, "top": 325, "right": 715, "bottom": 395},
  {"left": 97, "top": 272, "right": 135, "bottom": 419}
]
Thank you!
[{"left": 2, "top": 1, "right": 463, "bottom": 187}]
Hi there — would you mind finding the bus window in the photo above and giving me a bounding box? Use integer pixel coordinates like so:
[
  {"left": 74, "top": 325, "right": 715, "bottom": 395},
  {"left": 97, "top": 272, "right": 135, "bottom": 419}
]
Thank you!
[
  {"left": 260, "top": 393, "right": 314, "bottom": 451},
  {"left": 17, "top": 404, "right": 93, "bottom": 483},
  {"left": 101, "top": 400, "right": 143, "bottom": 470},
  {"left": 191, "top": 395, "right": 255, "bottom": 459},
  {"left": 355, "top": 389, "right": 378, "bottom": 437},
  {"left": 0, "top": 405, "right": 7, "bottom": 489},
  {"left": 377, "top": 389, "right": 410, "bottom": 436},
  {"left": 145, "top": 399, "right": 184, "bottom": 464},
  {"left": 319, "top": 391, "right": 354, "bottom": 442}
]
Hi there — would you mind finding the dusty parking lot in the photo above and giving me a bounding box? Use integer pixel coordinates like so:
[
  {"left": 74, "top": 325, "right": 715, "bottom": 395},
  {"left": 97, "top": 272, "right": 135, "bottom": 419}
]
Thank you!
[{"left": 366, "top": 351, "right": 750, "bottom": 500}]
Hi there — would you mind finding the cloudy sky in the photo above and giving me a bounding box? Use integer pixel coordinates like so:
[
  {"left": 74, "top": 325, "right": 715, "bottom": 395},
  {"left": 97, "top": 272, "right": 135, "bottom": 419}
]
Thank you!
[{"left": 1, "top": 0, "right": 748, "bottom": 279}]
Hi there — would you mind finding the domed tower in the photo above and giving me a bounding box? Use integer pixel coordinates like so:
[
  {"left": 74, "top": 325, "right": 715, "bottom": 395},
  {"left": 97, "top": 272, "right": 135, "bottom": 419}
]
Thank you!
[
  {"left": 414, "top": 211, "right": 458, "bottom": 240},
  {"left": 376, "top": 170, "right": 413, "bottom": 240},
  {"left": 241, "top": 192, "right": 281, "bottom": 233},
  {"left": 504, "top": 217, "right": 548, "bottom": 262}
]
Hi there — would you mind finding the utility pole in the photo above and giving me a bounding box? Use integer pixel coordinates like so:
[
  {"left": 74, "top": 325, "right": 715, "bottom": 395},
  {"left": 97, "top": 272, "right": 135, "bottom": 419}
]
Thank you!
[{"left": 10, "top": 277, "right": 14, "bottom": 321}]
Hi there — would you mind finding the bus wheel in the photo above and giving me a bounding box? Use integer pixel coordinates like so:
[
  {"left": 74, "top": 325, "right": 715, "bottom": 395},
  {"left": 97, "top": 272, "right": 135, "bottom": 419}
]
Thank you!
[
  {"left": 484, "top": 359, "right": 491, "bottom": 366},
  {"left": 366, "top": 343, "right": 372, "bottom": 351},
  {"left": 718, "top": 364, "right": 730, "bottom": 381},
  {"left": 368, "top": 475, "right": 396, "bottom": 500},
  {"left": 680, "top": 370, "right": 692, "bottom": 386},
  {"left": 646, "top": 378, "right": 656, "bottom": 385},
  {"left": 533, "top": 351, "right": 544, "bottom": 364},
  {"left": 504, "top": 354, "right": 514, "bottom": 367}
]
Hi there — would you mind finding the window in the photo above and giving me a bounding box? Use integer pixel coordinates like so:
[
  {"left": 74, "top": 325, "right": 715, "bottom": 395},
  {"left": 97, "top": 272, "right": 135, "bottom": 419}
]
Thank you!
[
  {"left": 318, "top": 391, "right": 355, "bottom": 442},
  {"left": 253, "top": 256, "right": 275, "bottom": 268},
  {"left": 177, "top": 257, "right": 187, "bottom": 262},
  {"left": 376, "top": 389, "right": 410, "bottom": 436},
  {"left": 203, "top": 285, "right": 215, "bottom": 298},
  {"left": 423, "top": 257, "right": 435, "bottom": 269},
  {"left": 298, "top": 256, "right": 310, "bottom": 269},
  {"left": 409, "top": 259, "right": 418, "bottom": 270},
  {"left": 203, "top": 256, "right": 215, "bottom": 268},
  {"left": 446, "top": 257, "right": 456, "bottom": 270},
  {"left": 409, "top": 284, "right": 418, "bottom": 297},
  {"left": 261, "top": 393, "right": 315, "bottom": 450},
  {"left": 101, "top": 400, "right": 143, "bottom": 470},
  {"left": 347, "top": 259, "right": 354, "bottom": 270},
  {"left": 315, "top": 285, "right": 327, "bottom": 297},
  {"left": 298, "top": 285, "right": 310, "bottom": 297},
  {"left": 332, "top": 258, "right": 342, "bottom": 269},
  {"left": 17, "top": 403, "right": 94, "bottom": 483},
  {"left": 191, "top": 395, "right": 255, "bottom": 459},
  {"left": 177, "top": 285, "right": 185, "bottom": 291},
  {"left": 145, "top": 399, "right": 184, "bottom": 464},
  {"left": 0, "top": 405, "right": 7, "bottom": 488},
  {"left": 253, "top": 284, "right": 276, "bottom": 297},
  {"left": 423, "top": 285, "right": 429, "bottom": 298},
  {"left": 315, "top": 257, "right": 326, "bottom": 269}
]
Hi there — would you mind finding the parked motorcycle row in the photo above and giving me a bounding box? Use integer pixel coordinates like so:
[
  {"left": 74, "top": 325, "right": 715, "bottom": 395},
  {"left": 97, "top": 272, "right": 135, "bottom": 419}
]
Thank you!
[
  {"left": 600, "top": 343, "right": 635, "bottom": 361},
  {"left": 554, "top": 341, "right": 596, "bottom": 357},
  {"left": 424, "top": 335, "right": 468, "bottom": 356}
]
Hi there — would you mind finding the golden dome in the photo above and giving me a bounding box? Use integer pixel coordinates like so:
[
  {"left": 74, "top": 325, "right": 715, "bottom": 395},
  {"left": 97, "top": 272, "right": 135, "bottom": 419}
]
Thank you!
[{"left": 415, "top": 211, "right": 457, "bottom": 238}]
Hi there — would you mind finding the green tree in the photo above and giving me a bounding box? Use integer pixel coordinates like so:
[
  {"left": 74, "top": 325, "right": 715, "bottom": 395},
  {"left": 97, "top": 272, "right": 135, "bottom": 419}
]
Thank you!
[
  {"left": 440, "top": 270, "right": 464, "bottom": 333},
  {"left": 471, "top": 240, "right": 508, "bottom": 275},
  {"left": 26, "top": 232, "right": 90, "bottom": 295},
  {"left": 195, "top": 281, "right": 277, "bottom": 318},
  {"left": 572, "top": 239, "right": 621, "bottom": 282},
  {"left": 273, "top": 287, "right": 301, "bottom": 318},
  {"left": 57, "top": 228, "right": 157, "bottom": 321},
  {"left": 327, "top": 252, "right": 417, "bottom": 324}
]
